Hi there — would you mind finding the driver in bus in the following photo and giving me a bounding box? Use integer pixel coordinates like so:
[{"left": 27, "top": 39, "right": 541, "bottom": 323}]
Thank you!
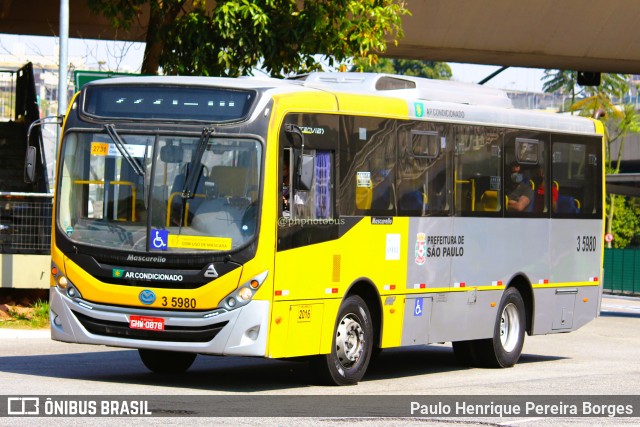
[{"left": 506, "top": 162, "right": 533, "bottom": 212}]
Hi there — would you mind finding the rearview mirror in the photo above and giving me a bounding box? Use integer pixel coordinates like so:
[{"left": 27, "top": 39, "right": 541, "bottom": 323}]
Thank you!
[
  {"left": 24, "top": 146, "right": 36, "bottom": 183},
  {"left": 160, "top": 144, "right": 184, "bottom": 163}
]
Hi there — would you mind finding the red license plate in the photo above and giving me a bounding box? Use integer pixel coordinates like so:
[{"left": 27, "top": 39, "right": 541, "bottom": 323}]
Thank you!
[{"left": 129, "top": 315, "right": 165, "bottom": 331}]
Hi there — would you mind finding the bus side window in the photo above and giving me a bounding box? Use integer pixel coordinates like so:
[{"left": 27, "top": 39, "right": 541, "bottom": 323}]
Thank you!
[
  {"left": 281, "top": 148, "right": 334, "bottom": 220},
  {"left": 454, "top": 126, "right": 503, "bottom": 216},
  {"left": 551, "top": 138, "right": 601, "bottom": 217},
  {"left": 397, "top": 125, "right": 449, "bottom": 216}
]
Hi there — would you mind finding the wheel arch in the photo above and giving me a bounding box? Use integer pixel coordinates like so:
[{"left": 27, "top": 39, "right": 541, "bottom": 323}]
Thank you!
[
  {"left": 506, "top": 273, "right": 534, "bottom": 335},
  {"left": 344, "top": 278, "right": 383, "bottom": 349}
]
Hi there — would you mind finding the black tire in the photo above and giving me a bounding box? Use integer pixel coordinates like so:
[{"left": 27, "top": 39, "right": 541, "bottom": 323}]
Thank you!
[
  {"left": 311, "top": 295, "right": 373, "bottom": 386},
  {"left": 476, "top": 287, "right": 526, "bottom": 368},
  {"left": 452, "top": 340, "right": 480, "bottom": 366},
  {"left": 138, "top": 349, "right": 197, "bottom": 374}
]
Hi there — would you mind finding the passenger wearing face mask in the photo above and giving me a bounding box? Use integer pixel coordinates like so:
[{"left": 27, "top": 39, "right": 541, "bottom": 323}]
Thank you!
[{"left": 506, "top": 162, "right": 533, "bottom": 212}]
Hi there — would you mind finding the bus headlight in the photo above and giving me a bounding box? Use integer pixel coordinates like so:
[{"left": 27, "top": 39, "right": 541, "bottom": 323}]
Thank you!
[
  {"left": 238, "top": 287, "right": 252, "bottom": 301},
  {"left": 57, "top": 276, "right": 68, "bottom": 289},
  {"left": 221, "top": 271, "right": 268, "bottom": 311}
]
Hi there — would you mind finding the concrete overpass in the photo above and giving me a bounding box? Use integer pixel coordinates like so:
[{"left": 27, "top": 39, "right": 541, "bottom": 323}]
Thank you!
[{"left": 1, "top": 0, "right": 640, "bottom": 75}]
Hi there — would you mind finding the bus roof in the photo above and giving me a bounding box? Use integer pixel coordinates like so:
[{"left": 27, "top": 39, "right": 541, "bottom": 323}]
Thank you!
[{"left": 84, "top": 73, "right": 598, "bottom": 135}]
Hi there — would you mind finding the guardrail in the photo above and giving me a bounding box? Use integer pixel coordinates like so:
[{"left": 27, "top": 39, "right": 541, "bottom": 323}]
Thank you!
[
  {"left": 0, "top": 192, "right": 52, "bottom": 254},
  {"left": 603, "top": 248, "right": 640, "bottom": 295}
]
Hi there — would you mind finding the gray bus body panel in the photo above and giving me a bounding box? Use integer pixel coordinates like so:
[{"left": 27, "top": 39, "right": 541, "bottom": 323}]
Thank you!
[{"left": 400, "top": 217, "right": 602, "bottom": 345}]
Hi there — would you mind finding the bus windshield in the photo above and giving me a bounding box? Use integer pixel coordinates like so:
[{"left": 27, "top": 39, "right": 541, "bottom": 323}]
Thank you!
[{"left": 57, "top": 130, "right": 261, "bottom": 253}]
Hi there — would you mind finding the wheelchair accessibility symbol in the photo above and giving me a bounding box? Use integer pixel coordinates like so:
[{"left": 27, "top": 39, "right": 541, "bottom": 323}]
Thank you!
[
  {"left": 414, "top": 298, "right": 423, "bottom": 316},
  {"left": 150, "top": 229, "right": 169, "bottom": 251}
]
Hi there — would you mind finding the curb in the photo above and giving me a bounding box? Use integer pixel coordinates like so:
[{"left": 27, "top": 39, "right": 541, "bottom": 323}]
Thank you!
[{"left": 0, "top": 328, "right": 50, "bottom": 339}]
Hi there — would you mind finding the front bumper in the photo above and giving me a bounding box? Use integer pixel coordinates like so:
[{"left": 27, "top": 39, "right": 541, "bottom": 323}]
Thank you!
[{"left": 49, "top": 286, "right": 269, "bottom": 356}]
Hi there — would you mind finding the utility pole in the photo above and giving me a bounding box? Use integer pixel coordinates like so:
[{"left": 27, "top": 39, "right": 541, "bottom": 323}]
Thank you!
[{"left": 57, "top": 0, "right": 69, "bottom": 159}]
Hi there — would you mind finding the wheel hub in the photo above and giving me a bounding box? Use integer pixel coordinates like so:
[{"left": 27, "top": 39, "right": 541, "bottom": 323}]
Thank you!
[
  {"left": 500, "top": 302, "right": 520, "bottom": 352},
  {"left": 335, "top": 315, "right": 365, "bottom": 367}
]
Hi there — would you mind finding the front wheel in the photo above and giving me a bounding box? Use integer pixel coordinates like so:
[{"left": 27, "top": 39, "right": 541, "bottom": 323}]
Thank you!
[
  {"left": 138, "top": 349, "right": 197, "bottom": 374},
  {"left": 476, "top": 286, "right": 526, "bottom": 368},
  {"left": 311, "top": 295, "right": 373, "bottom": 386}
]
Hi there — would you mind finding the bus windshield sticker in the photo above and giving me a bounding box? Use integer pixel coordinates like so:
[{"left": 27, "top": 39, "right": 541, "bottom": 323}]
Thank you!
[
  {"left": 150, "top": 229, "right": 169, "bottom": 251},
  {"left": 90, "top": 141, "right": 146, "bottom": 158},
  {"left": 167, "top": 234, "right": 232, "bottom": 251}
]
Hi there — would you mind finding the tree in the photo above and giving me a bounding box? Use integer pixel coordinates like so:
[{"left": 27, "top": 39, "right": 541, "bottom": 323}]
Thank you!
[
  {"left": 351, "top": 57, "right": 452, "bottom": 80},
  {"left": 541, "top": 70, "right": 579, "bottom": 113},
  {"left": 87, "top": 0, "right": 410, "bottom": 77},
  {"left": 607, "top": 194, "right": 640, "bottom": 248}
]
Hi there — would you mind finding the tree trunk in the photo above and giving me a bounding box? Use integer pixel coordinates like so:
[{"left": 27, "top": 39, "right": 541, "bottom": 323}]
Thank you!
[
  {"left": 141, "top": 6, "right": 164, "bottom": 75},
  {"left": 140, "top": 2, "right": 184, "bottom": 75}
]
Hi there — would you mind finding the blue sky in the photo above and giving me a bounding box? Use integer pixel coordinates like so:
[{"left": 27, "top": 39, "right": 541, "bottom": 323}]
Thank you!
[{"left": 0, "top": 34, "right": 547, "bottom": 92}]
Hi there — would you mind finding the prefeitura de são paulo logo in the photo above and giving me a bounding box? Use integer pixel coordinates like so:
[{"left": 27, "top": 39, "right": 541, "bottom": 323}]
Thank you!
[{"left": 415, "top": 232, "right": 427, "bottom": 265}]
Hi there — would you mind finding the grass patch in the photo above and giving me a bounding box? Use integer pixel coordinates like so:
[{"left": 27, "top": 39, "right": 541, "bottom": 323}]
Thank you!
[{"left": 0, "top": 299, "right": 49, "bottom": 329}]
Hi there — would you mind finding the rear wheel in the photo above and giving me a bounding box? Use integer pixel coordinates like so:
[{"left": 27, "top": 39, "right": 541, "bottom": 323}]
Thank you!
[
  {"left": 311, "top": 295, "right": 373, "bottom": 386},
  {"left": 138, "top": 349, "right": 197, "bottom": 374},
  {"left": 476, "top": 287, "right": 526, "bottom": 368}
]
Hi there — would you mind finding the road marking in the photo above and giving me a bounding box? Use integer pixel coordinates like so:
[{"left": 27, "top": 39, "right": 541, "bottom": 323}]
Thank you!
[{"left": 601, "top": 304, "right": 640, "bottom": 312}]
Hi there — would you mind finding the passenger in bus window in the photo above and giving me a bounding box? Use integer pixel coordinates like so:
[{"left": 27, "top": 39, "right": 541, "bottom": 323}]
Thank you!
[
  {"left": 506, "top": 162, "right": 533, "bottom": 212},
  {"left": 532, "top": 166, "right": 557, "bottom": 213}
]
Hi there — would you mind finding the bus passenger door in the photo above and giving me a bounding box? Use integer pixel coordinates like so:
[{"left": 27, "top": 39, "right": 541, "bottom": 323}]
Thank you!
[{"left": 400, "top": 122, "right": 453, "bottom": 343}]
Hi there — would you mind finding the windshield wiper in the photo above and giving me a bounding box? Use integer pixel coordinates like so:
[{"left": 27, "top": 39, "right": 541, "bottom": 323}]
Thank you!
[
  {"left": 104, "top": 123, "right": 145, "bottom": 176},
  {"left": 182, "top": 127, "right": 214, "bottom": 199}
]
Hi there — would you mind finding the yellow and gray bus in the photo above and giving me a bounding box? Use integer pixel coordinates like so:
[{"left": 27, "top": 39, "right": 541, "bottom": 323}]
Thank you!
[{"left": 47, "top": 72, "right": 604, "bottom": 385}]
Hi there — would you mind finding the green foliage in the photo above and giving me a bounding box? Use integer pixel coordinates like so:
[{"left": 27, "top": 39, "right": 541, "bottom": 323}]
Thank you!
[
  {"left": 350, "top": 58, "right": 452, "bottom": 80},
  {"left": 1, "top": 299, "right": 50, "bottom": 329},
  {"left": 569, "top": 73, "right": 629, "bottom": 120},
  {"left": 541, "top": 70, "right": 579, "bottom": 112},
  {"left": 88, "top": 0, "right": 410, "bottom": 77},
  {"left": 607, "top": 195, "right": 639, "bottom": 249}
]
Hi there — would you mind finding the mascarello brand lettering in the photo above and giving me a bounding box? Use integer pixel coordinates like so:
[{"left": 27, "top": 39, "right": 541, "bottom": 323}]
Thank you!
[
  {"left": 127, "top": 254, "right": 167, "bottom": 263},
  {"left": 371, "top": 217, "right": 393, "bottom": 225},
  {"left": 124, "top": 271, "right": 183, "bottom": 281}
]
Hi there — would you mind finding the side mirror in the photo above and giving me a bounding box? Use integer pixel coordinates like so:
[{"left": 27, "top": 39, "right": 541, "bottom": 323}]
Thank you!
[
  {"left": 24, "top": 146, "right": 36, "bottom": 183},
  {"left": 285, "top": 124, "right": 315, "bottom": 191},
  {"left": 24, "top": 115, "right": 63, "bottom": 184},
  {"left": 297, "top": 153, "right": 314, "bottom": 191}
]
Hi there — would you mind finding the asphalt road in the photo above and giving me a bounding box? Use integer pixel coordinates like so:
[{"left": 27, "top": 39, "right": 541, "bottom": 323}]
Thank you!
[{"left": 0, "top": 295, "right": 639, "bottom": 426}]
